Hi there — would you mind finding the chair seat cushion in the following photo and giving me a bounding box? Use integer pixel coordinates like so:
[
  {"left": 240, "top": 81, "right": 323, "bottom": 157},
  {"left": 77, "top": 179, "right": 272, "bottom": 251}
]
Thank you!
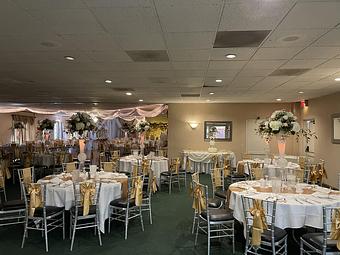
[
  {"left": 70, "top": 205, "right": 97, "bottom": 216},
  {"left": 302, "top": 233, "right": 338, "bottom": 252},
  {"left": 214, "top": 190, "right": 228, "bottom": 199},
  {"left": 253, "top": 226, "right": 287, "bottom": 242},
  {"left": 207, "top": 198, "right": 223, "bottom": 208},
  {"left": 110, "top": 198, "right": 135, "bottom": 208},
  {"left": 33, "top": 206, "right": 64, "bottom": 217},
  {"left": 229, "top": 173, "right": 247, "bottom": 178},
  {"left": 118, "top": 171, "right": 130, "bottom": 176},
  {"left": 201, "top": 209, "right": 234, "bottom": 222},
  {"left": 0, "top": 199, "right": 25, "bottom": 211},
  {"left": 160, "top": 171, "right": 178, "bottom": 176}
]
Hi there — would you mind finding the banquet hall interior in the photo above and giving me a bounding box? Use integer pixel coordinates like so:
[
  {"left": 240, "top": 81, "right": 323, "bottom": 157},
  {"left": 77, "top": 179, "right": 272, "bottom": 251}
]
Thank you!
[{"left": 2, "top": 0, "right": 340, "bottom": 255}]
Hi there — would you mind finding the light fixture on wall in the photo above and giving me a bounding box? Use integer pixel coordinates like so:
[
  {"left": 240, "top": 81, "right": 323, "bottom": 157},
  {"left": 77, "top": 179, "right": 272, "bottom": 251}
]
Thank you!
[{"left": 188, "top": 121, "right": 199, "bottom": 129}]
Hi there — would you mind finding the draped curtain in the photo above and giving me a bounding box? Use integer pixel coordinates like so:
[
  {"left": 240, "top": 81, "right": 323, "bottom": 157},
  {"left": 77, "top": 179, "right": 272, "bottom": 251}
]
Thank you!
[{"left": 104, "top": 119, "right": 122, "bottom": 139}]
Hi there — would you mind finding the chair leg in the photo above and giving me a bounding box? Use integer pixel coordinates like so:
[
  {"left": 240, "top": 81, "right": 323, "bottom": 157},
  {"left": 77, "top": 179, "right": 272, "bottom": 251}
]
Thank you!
[
  {"left": 232, "top": 222, "right": 235, "bottom": 254},
  {"left": 62, "top": 211, "right": 65, "bottom": 240},
  {"left": 44, "top": 217, "right": 49, "bottom": 252},
  {"left": 207, "top": 223, "right": 210, "bottom": 255},
  {"left": 21, "top": 217, "right": 28, "bottom": 248},
  {"left": 97, "top": 215, "right": 102, "bottom": 246},
  {"left": 139, "top": 207, "right": 144, "bottom": 232},
  {"left": 178, "top": 176, "right": 181, "bottom": 191},
  {"left": 70, "top": 218, "right": 77, "bottom": 251},
  {"left": 148, "top": 200, "right": 153, "bottom": 224},
  {"left": 191, "top": 211, "right": 197, "bottom": 234},
  {"left": 69, "top": 213, "right": 72, "bottom": 239},
  {"left": 194, "top": 217, "right": 200, "bottom": 246},
  {"left": 169, "top": 178, "right": 172, "bottom": 194},
  {"left": 300, "top": 238, "right": 303, "bottom": 255},
  {"left": 124, "top": 210, "right": 129, "bottom": 240}
]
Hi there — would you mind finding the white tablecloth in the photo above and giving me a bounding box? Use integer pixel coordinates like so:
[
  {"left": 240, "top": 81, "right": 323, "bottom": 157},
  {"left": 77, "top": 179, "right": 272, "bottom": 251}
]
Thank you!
[
  {"left": 182, "top": 150, "right": 236, "bottom": 173},
  {"left": 239, "top": 160, "right": 300, "bottom": 177},
  {"left": 119, "top": 156, "right": 168, "bottom": 185},
  {"left": 229, "top": 181, "right": 340, "bottom": 230},
  {"left": 38, "top": 172, "right": 126, "bottom": 233}
]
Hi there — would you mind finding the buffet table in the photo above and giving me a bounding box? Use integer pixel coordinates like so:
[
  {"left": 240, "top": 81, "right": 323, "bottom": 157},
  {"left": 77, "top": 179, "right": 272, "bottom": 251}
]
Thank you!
[
  {"left": 229, "top": 181, "right": 340, "bottom": 230},
  {"left": 38, "top": 172, "right": 128, "bottom": 233},
  {"left": 119, "top": 155, "right": 168, "bottom": 185},
  {"left": 182, "top": 150, "right": 236, "bottom": 173}
]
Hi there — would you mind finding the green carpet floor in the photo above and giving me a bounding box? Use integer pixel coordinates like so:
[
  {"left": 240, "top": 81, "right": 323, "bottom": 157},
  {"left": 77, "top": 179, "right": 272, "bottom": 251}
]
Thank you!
[{"left": 0, "top": 174, "right": 303, "bottom": 254}]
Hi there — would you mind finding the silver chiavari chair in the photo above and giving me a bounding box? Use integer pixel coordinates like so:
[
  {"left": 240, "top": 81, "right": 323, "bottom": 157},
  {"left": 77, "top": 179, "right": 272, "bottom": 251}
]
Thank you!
[
  {"left": 194, "top": 180, "right": 235, "bottom": 255},
  {"left": 17, "top": 167, "right": 35, "bottom": 199},
  {"left": 241, "top": 196, "right": 288, "bottom": 255},
  {"left": 70, "top": 181, "right": 102, "bottom": 251},
  {"left": 141, "top": 170, "right": 155, "bottom": 224},
  {"left": 21, "top": 182, "right": 65, "bottom": 252},
  {"left": 300, "top": 206, "right": 340, "bottom": 255}
]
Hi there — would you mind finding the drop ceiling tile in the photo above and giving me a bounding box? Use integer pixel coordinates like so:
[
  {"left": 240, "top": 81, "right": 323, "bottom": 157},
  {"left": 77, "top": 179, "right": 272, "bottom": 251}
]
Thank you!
[
  {"left": 262, "top": 29, "right": 327, "bottom": 47},
  {"left": 210, "top": 48, "right": 256, "bottom": 60},
  {"left": 93, "top": 7, "right": 161, "bottom": 34},
  {"left": 165, "top": 32, "right": 215, "bottom": 49},
  {"left": 294, "top": 46, "right": 340, "bottom": 59},
  {"left": 172, "top": 61, "right": 208, "bottom": 70},
  {"left": 83, "top": 0, "right": 153, "bottom": 8},
  {"left": 206, "top": 69, "right": 240, "bottom": 77},
  {"left": 253, "top": 47, "right": 303, "bottom": 60},
  {"left": 114, "top": 33, "right": 166, "bottom": 50},
  {"left": 174, "top": 70, "right": 207, "bottom": 77},
  {"left": 168, "top": 49, "right": 211, "bottom": 61},
  {"left": 279, "top": 2, "right": 340, "bottom": 29},
  {"left": 314, "top": 29, "right": 340, "bottom": 46},
  {"left": 237, "top": 68, "right": 274, "bottom": 77},
  {"left": 229, "top": 76, "right": 264, "bottom": 89},
  {"left": 208, "top": 60, "right": 247, "bottom": 70},
  {"left": 61, "top": 33, "right": 121, "bottom": 50},
  {"left": 281, "top": 59, "right": 326, "bottom": 69},
  {"left": 317, "top": 59, "right": 340, "bottom": 69},
  {"left": 245, "top": 60, "right": 286, "bottom": 69},
  {"left": 252, "top": 76, "right": 293, "bottom": 89},
  {"left": 214, "top": 30, "right": 271, "bottom": 48},
  {"left": 155, "top": 0, "right": 222, "bottom": 32},
  {"left": 12, "top": 0, "right": 86, "bottom": 9},
  {"left": 276, "top": 81, "right": 311, "bottom": 90},
  {"left": 85, "top": 51, "right": 132, "bottom": 63},
  {"left": 219, "top": 0, "right": 293, "bottom": 30}
]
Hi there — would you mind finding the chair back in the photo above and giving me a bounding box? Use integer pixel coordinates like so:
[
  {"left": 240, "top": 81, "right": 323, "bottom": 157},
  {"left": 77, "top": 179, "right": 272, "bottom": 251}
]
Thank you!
[
  {"left": 321, "top": 206, "right": 340, "bottom": 254},
  {"left": 210, "top": 168, "right": 224, "bottom": 194},
  {"left": 101, "top": 162, "right": 117, "bottom": 172},
  {"left": 128, "top": 175, "right": 145, "bottom": 208},
  {"left": 145, "top": 170, "right": 157, "bottom": 195},
  {"left": 62, "top": 162, "right": 78, "bottom": 173},
  {"left": 18, "top": 167, "right": 35, "bottom": 194},
  {"left": 191, "top": 180, "right": 208, "bottom": 217},
  {"left": 241, "top": 196, "right": 277, "bottom": 245},
  {"left": 298, "top": 156, "right": 306, "bottom": 170},
  {"left": 72, "top": 181, "right": 101, "bottom": 216},
  {"left": 141, "top": 159, "right": 152, "bottom": 176},
  {"left": 169, "top": 158, "right": 180, "bottom": 174},
  {"left": 191, "top": 172, "right": 200, "bottom": 184},
  {"left": 21, "top": 182, "right": 46, "bottom": 218},
  {"left": 111, "top": 150, "right": 120, "bottom": 158}
]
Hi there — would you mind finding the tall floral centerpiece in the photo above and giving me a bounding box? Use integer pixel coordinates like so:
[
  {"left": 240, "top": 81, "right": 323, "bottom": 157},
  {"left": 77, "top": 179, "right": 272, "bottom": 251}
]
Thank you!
[
  {"left": 37, "top": 118, "right": 55, "bottom": 142},
  {"left": 208, "top": 126, "right": 218, "bottom": 153},
  {"left": 67, "top": 112, "right": 96, "bottom": 164},
  {"left": 135, "top": 120, "right": 150, "bottom": 155},
  {"left": 256, "top": 110, "right": 300, "bottom": 157}
]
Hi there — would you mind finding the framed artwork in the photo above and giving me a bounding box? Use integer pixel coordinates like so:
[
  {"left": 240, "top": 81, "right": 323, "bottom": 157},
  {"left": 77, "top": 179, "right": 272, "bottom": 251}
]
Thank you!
[
  {"left": 331, "top": 113, "right": 340, "bottom": 144},
  {"left": 204, "top": 121, "right": 232, "bottom": 141}
]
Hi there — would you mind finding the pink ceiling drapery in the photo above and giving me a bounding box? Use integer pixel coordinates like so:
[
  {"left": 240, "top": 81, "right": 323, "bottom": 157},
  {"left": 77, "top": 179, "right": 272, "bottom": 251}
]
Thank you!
[{"left": 0, "top": 104, "right": 167, "bottom": 121}]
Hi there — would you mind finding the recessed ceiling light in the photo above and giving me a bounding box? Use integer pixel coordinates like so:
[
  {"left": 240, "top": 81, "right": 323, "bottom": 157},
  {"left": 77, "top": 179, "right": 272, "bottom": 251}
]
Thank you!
[
  {"left": 225, "top": 54, "right": 236, "bottom": 59},
  {"left": 126, "top": 92, "right": 132, "bottom": 96},
  {"left": 206, "top": 99, "right": 210, "bottom": 102},
  {"left": 105, "top": 79, "right": 112, "bottom": 84},
  {"left": 209, "top": 92, "right": 215, "bottom": 95},
  {"left": 335, "top": 77, "right": 340, "bottom": 81},
  {"left": 139, "top": 99, "right": 143, "bottom": 102},
  {"left": 298, "top": 91, "right": 304, "bottom": 94},
  {"left": 276, "top": 98, "right": 282, "bottom": 101},
  {"left": 64, "top": 56, "right": 75, "bottom": 61},
  {"left": 93, "top": 102, "right": 98, "bottom": 106},
  {"left": 215, "top": 79, "right": 222, "bottom": 83}
]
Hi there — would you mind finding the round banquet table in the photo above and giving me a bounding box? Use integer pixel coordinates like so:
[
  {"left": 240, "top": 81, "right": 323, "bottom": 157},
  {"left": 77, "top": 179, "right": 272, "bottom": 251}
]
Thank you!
[
  {"left": 228, "top": 181, "right": 340, "bottom": 230},
  {"left": 119, "top": 155, "right": 168, "bottom": 186},
  {"left": 38, "top": 172, "right": 128, "bottom": 233}
]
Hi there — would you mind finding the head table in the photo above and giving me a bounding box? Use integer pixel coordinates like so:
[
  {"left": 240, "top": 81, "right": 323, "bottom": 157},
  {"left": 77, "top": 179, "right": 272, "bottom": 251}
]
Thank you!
[
  {"left": 229, "top": 180, "right": 340, "bottom": 230},
  {"left": 119, "top": 155, "right": 168, "bottom": 186},
  {"left": 38, "top": 172, "right": 128, "bottom": 233}
]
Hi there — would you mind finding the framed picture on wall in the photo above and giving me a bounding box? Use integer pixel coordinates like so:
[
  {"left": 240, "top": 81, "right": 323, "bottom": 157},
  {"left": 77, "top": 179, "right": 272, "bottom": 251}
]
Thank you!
[
  {"left": 204, "top": 121, "right": 232, "bottom": 141},
  {"left": 331, "top": 113, "right": 340, "bottom": 144}
]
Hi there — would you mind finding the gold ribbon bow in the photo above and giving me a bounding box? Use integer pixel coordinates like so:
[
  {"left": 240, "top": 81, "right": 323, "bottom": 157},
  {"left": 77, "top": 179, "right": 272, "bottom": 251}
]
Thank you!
[
  {"left": 330, "top": 208, "right": 340, "bottom": 250},
  {"left": 310, "top": 166, "right": 319, "bottom": 183},
  {"left": 80, "top": 182, "right": 95, "bottom": 216},
  {"left": 250, "top": 200, "right": 268, "bottom": 247},
  {"left": 28, "top": 183, "right": 42, "bottom": 217},
  {"left": 317, "top": 163, "right": 327, "bottom": 181},
  {"left": 142, "top": 160, "right": 150, "bottom": 176},
  {"left": 192, "top": 186, "right": 206, "bottom": 214},
  {"left": 131, "top": 177, "right": 143, "bottom": 206},
  {"left": 213, "top": 168, "right": 222, "bottom": 187},
  {"left": 22, "top": 168, "right": 32, "bottom": 187},
  {"left": 151, "top": 176, "right": 157, "bottom": 193},
  {"left": 223, "top": 160, "right": 231, "bottom": 177}
]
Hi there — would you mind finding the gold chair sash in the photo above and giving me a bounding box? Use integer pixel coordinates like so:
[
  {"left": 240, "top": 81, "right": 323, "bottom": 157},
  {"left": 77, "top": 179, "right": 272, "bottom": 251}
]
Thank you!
[
  {"left": 80, "top": 182, "right": 96, "bottom": 216},
  {"left": 212, "top": 168, "right": 222, "bottom": 187},
  {"left": 310, "top": 163, "right": 327, "bottom": 183},
  {"left": 103, "top": 162, "right": 116, "bottom": 172},
  {"left": 66, "top": 162, "right": 77, "bottom": 173},
  {"left": 211, "top": 155, "right": 218, "bottom": 168},
  {"left": 131, "top": 176, "right": 143, "bottom": 206},
  {"left": 1, "top": 159, "right": 11, "bottom": 179},
  {"left": 330, "top": 208, "right": 340, "bottom": 250},
  {"left": 28, "top": 183, "right": 42, "bottom": 217},
  {"left": 142, "top": 159, "right": 150, "bottom": 176},
  {"left": 192, "top": 186, "right": 206, "bottom": 214},
  {"left": 317, "top": 163, "right": 327, "bottom": 181},
  {"left": 151, "top": 176, "right": 157, "bottom": 193},
  {"left": 23, "top": 167, "right": 32, "bottom": 186},
  {"left": 252, "top": 167, "right": 264, "bottom": 180},
  {"left": 223, "top": 160, "right": 231, "bottom": 177},
  {"left": 250, "top": 199, "right": 268, "bottom": 247},
  {"left": 237, "top": 162, "right": 245, "bottom": 175},
  {"left": 0, "top": 172, "right": 4, "bottom": 189}
]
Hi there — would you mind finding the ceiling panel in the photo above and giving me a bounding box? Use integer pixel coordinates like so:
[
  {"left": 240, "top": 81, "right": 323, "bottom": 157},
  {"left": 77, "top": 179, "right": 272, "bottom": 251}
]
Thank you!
[
  {"left": 168, "top": 49, "right": 211, "bottom": 61},
  {"left": 253, "top": 47, "right": 303, "bottom": 60},
  {"left": 165, "top": 32, "right": 215, "bottom": 49},
  {"left": 281, "top": 59, "right": 326, "bottom": 69},
  {"left": 114, "top": 33, "right": 166, "bottom": 50},
  {"left": 294, "top": 46, "right": 340, "bottom": 59}
]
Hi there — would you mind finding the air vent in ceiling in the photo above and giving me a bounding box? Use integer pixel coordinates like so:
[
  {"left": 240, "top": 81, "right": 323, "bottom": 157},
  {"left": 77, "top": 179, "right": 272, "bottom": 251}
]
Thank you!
[
  {"left": 269, "top": 69, "right": 310, "bottom": 76},
  {"left": 213, "top": 30, "right": 271, "bottom": 48},
  {"left": 181, "top": 94, "right": 200, "bottom": 97},
  {"left": 126, "top": 50, "right": 169, "bottom": 62},
  {"left": 111, "top": 88, "right": 135, "bottom": 92},
  {"left": 203, "top": 83, "right": 223, "bottom": 88}
]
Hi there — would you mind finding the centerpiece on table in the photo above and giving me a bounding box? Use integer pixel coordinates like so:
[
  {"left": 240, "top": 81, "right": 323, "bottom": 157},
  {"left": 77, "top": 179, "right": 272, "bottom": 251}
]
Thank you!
[
  {"left": 135, "top": 120, "right": 150, "bottom": 155},
  {"left": 208, "top": 126, "right": 218, "bottom": 153},
  {"left": 37, "top": 118, "right": 55, "bottom": 142},
  {"left": 12, "top": 122, "right": 25, "bottom": 144},
  {"left": 256, "top": 110, "right": 300, "bottom": 159},
  {"left": 66, "top": 112, "right": 96, "bottom": 164}
]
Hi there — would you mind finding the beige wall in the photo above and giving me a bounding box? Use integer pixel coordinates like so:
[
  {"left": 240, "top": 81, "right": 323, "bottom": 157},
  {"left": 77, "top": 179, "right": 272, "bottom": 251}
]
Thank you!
[
  {"left": 300, "top": 92, "right": 340, "bottom": 188},
  {"left": 168, "top": 103, "right": 299, "bottom": 160}
]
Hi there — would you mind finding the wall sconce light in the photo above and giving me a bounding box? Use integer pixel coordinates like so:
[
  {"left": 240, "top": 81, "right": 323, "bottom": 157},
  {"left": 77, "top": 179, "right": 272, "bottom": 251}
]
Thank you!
[{"left": 188, "top": 121, "right": 199, "bottom": 129}]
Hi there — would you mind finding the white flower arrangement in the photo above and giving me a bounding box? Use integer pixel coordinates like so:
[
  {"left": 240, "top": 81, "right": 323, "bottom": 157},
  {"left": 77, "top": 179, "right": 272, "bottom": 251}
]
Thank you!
[
  {"left": 256, "top": 110, "right": 300, "bottom": 141},
  {"left": 135, "top": 120, "right": 150, "bottom": 133},
  {"left": 67, "top": 112, "right": 96, "bottom": 137}
]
